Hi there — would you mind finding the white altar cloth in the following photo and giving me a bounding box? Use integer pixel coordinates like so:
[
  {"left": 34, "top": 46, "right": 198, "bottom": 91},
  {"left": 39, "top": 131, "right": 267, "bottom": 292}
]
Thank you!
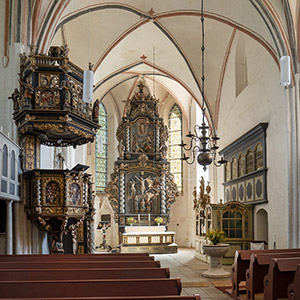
[{"left": 125, "top": 226, "right": 166, "bottom": 233}]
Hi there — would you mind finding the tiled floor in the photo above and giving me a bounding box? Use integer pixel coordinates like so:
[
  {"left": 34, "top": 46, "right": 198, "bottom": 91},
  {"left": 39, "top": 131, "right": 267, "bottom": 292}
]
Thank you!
[{"left": 153, "top": 248, "right": 233, "bottom": 300}]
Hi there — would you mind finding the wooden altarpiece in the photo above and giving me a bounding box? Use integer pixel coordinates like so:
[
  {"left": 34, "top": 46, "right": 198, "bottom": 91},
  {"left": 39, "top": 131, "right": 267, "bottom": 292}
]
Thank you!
[{"left": 106, "top": 82, "right": 178, "bottom": 253}]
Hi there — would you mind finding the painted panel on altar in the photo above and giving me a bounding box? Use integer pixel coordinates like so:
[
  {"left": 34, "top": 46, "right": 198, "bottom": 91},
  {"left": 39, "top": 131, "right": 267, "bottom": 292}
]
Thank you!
[
  {"left": 131, "top": 118, "right": 155, "bottom": 153},
  {"left": 126, "top": 171, "right": 160, "bottom": 215}
]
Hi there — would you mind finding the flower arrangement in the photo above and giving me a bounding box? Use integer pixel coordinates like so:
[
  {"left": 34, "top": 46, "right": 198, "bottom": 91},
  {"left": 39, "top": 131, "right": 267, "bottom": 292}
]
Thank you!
[
  {"left": 127, "top": 217, "right": 137, "bottom": 225},
  {"left": 205, "top": 229, "right": 226, "bottom": 245},
  {"left": 154, "top": 216, "right": 163, "bottom": 225}
]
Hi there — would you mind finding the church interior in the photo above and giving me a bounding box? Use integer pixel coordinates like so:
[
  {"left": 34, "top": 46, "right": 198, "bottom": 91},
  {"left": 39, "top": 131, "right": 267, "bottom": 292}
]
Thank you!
[{"left": 0, "top": 0, "right": 300, "bottom": 298}]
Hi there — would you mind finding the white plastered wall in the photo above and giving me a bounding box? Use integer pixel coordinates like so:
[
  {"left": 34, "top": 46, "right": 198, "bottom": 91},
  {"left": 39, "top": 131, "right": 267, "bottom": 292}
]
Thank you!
[
  {"left": 215, "top": 32, "right": 289, "bottom": 248},
  {"left": 160, "top": 96, "right": 197, "bottom": 247},
  {"left": 94, "top": 93, "right": 120, "bottom": 248}
]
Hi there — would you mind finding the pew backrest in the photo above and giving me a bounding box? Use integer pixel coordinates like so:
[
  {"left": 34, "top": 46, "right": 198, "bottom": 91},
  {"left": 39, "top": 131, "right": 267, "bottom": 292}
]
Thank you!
[
  {"left": 0, "top": 254, "right": 154, "bottom": 261},
  {"left": 288, "top": 264, "right": 300, "bottom": 300},
  {"left": 246, "top": 252, "right": 300, "bottom": 300},
  {"left": 264, "top": 258, "right": 300, "bottom": 300},
  {"left": 0, "top": 278, "right": 182, "bottom": 298},
  {"left": 0, "top": 296, "right": 201, "bottom": 300},
  {"left": 0, "top": 260, "right": 161, "bottom": 269},
  {"left": 0, "top": 267, "right": 170, "bottom": 281},
  {"left": 231, "top": 248, "right": 300, "bottom": 297}
]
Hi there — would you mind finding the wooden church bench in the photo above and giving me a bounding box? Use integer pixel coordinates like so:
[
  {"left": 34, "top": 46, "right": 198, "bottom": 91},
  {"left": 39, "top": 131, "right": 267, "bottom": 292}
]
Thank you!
[
  {"left": 7, "top": 296, "right": 201, "bottom": 300},
  {"left": 288, "top": 264, "right": 300, "bottom": 300},
  {"left": 0, "top": 267, "right": 170, "bottom": 281},
  {"left": 0, "top": 253, "right": 151, "bottom": 258},
  {"left": 0, "top": 260, "right": 160, "bottom": 269},
  {"left": 231, "top": 248, "right": 300, "bottom": 298},
  {"left": 0, "top": 253, "right": 154, "bottom": 261},
  {"left": 246, "top": 252, "right": 300, "bottom": 300},
  {"left": 0, "top": 278, "right": 182, "bottom": 298},
  {"left": 263, "top": 257, "right": 300, "bottom": 300}
]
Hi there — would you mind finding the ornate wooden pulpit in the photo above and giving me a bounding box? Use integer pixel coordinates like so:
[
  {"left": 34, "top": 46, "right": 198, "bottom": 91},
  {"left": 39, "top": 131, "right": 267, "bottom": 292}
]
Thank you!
[{"left": 10, "top": 45, "right": 99, "bottom": 253}]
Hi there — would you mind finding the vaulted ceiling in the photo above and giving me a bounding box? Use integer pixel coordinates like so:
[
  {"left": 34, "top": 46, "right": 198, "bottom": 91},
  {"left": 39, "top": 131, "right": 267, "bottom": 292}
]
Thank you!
[{"left": 34, "top": 0, "right": 298, "bottom": 129}]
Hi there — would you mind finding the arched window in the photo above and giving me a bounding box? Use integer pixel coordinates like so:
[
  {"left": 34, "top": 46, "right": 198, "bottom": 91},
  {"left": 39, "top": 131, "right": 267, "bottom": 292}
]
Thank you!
[
  {"left": 2, "top": 144, "right": 8, "bottom": 177},
  {"left": 96, "top": 103, "right": 108, "bottom": 192},
  {"left": 231, "top": 158, "right": 238, "bottom": 179},
  {"left": 238, "top": 153, "right": 245, "bottom": 177},
  {"left": 254, "top": 143, "right": 263, "bottom": 170},
  {"left": 168, "top": 104, "right": 183, "bottom": 192},
  {"left": 246, "top": 149, "right": 254, "bottom": 174},
  {"left": 11, "top": 150, "right": 15, "bottom": 180}
]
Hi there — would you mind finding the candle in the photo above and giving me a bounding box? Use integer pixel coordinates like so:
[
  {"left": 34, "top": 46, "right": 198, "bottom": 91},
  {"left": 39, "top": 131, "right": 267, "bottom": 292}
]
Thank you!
[
  {"left": 148, "top": 214, "right": 151, "bottom": 225},
  {"left": 138, "top": 214, "right": 140, "bottom": 224}
]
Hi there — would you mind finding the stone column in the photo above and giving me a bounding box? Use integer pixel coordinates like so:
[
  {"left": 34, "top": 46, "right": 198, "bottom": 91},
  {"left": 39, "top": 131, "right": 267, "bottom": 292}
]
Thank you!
[
  {"left": 6, "top": 200, "right": 13, "bottom": 254},
  {"left": 288, "top": 75, "right": 300, "bottom": 248}
]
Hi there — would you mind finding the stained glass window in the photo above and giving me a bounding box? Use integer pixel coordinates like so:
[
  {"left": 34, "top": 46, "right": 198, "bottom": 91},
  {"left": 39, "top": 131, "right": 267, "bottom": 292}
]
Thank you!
[
  {"left": 168, "top": 104, "right": 183, "bottom": 192},
  {"left": 96, "top": 103, "right": 108, "bottom": 192}
]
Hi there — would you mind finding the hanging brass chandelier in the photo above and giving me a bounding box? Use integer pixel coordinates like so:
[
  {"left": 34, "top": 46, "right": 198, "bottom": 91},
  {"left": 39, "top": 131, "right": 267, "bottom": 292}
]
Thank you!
[{"left": 180, "top": 0, "right": 226, "bottom": 171}]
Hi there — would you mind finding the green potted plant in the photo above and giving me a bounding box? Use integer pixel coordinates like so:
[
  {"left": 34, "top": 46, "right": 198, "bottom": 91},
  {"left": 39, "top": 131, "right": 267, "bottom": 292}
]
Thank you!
[
  {"left": 202, "top": 229, "right": 230, "bottom": 278},
  {"left": 205, "top": 229, "right": 226, "bottom": 245},
  {"left": 127, "top": 217, "right": 137, "bottom": 226},
  {"left": 154, "top": 216, "right": 163, "bottom": 226}
]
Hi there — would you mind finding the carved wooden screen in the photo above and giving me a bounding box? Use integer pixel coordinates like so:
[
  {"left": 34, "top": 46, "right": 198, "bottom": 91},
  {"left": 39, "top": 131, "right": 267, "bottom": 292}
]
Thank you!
[{"left": 220, "top": 123, "right": 268, "bottom": 204}]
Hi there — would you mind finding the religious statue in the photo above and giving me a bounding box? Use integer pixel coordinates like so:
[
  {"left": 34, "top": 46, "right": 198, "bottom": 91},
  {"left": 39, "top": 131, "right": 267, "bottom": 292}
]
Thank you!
[
  {"left": 92, "top": 99, "right": 100, "bottom": 123},
  {"left": 60, "top": 79, "right": 72, "bottom": 108},
  {"left": 130, "top": 179, "right": 136, "bottom": 197},
  {"left": 97, "top": 222, "right": 111, "bottom": 250},
  {"left": 135, "top": 175, "right": 148, "bottom": 195},
  {"left": 8, "top": 88, "right": 20, "bottom": 111},
  {"left": 19, "top": 76, "right": 34, "bottom": 107},
  {"left": 193, "top": 176, "right": 211, "bottom": 211}
]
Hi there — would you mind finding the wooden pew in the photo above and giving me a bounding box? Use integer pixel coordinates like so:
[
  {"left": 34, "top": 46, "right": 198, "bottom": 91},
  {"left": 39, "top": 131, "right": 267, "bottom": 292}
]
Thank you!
[
  {"left": 0, "top": 267, "right": 170, "bottom": 281},
  {"left": 4, "top": 296, "right": 201, "bottom": 300},
  {"left": 0, "top": 253, "right": 151, "bottom": 258},
  {"left": 246, "top": 252, "right": 300, "bottom": 300},
  {"left": 0, "top": 296, "right": 201, "bottom": 300},
  {"left": 0, "top": 260, "right": 160, "bottom": 269},
  {"left": 231, "top": 248, "right": 300, "bottom": 298},
  {"left": 263, "top": 257, "right": 300, "bottom": 300},
  {"left": 0, "top": 253, "right": 154, "bottom": 261},
  {"left": 288, "top": 264, "right": 300, "bottom": 300},
  {"left": 0, "top": 278, "right": 182, "bottom": 298}
]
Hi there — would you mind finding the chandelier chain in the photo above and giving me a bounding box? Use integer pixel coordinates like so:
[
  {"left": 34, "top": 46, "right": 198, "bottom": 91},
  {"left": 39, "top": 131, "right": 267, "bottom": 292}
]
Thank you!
[{"left": 179, "top": 0, "right": 227, "bottom": 170}]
